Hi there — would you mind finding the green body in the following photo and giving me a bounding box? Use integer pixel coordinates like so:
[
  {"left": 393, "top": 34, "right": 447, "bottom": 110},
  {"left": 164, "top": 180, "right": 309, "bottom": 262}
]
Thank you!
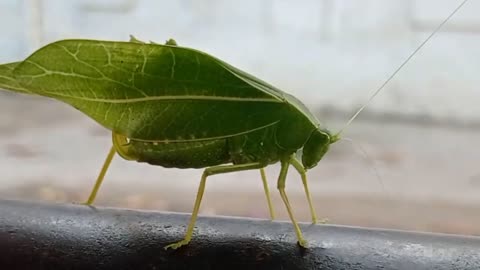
[{"left": 0, "top": 39, "right": 338, "bottom": 170}]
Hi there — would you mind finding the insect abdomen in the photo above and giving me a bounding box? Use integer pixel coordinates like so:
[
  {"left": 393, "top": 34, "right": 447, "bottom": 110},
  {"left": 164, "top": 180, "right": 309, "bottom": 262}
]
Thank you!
[{"left": 120, "top": 137, "right": 231, "bottom": 169}]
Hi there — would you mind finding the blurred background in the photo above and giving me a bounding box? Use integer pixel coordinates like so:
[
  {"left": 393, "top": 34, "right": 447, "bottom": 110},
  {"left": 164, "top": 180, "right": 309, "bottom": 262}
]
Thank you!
[{"left": 1, "top": 0, "right": 480, "bottom": 236}]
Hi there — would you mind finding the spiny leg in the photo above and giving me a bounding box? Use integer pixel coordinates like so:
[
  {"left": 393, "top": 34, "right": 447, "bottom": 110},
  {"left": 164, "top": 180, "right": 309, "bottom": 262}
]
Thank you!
[
  {"left": 84, "top": 145, "right": 116, "bottom": 205},
  {"left": 260, "top": 168, "right": 275, "bottom": 220},
  {"left": 277, "top": 158, "right": 307, "bottom": 248},
  {"left": 290, "top": 157, "right": 318, "bottom": 224},
  {"left": 165, "top": 162, "right": 264, "bottom": 250}
]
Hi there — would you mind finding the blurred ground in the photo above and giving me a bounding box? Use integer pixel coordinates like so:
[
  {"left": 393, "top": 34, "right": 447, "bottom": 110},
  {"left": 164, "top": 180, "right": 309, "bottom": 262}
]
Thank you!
[{"left": 1, "top": 93, "right": 479, "bottom": 236}]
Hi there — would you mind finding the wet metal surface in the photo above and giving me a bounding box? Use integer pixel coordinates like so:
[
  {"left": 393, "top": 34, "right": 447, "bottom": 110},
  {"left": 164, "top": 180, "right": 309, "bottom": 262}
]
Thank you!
[{"left": 1, "top": 199, "right": 480, "bottom": 270}]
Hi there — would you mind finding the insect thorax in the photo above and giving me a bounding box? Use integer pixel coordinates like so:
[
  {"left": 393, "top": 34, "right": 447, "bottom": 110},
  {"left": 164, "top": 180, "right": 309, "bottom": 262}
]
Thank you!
[{"left": 228, "top": 124, "right": 286, "bottom": 165}]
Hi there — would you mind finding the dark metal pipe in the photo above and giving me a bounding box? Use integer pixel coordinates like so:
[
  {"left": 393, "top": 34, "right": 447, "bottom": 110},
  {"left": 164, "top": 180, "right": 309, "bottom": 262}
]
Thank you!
[{"left": 0, "top": 199, "right": 479, "bottom": 270}]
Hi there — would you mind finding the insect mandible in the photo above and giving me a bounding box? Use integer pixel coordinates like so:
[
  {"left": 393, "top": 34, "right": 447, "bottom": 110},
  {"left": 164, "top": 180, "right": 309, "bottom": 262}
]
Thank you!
[{"left": 0, "top": 0, "right": 467, "bottom": 250}]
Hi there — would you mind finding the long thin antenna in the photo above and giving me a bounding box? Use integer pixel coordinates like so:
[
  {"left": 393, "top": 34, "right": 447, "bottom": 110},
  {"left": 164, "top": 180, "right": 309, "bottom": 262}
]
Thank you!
[{"left": 336, "top": 0, "right": 468, "bottom": 136}]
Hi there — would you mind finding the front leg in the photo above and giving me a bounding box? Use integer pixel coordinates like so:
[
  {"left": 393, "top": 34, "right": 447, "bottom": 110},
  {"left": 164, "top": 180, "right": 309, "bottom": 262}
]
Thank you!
[
  {"left": 290, "top": 157, "right": 321, "bottom": 224},
  {"left": 277, "top": 157, "right": 308, "bottom": 248}
]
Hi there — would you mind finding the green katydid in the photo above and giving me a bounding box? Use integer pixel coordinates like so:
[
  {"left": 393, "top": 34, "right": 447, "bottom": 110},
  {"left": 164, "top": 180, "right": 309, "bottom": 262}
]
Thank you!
[{"left": 0, "top": 0, "right": 467, "bottom": 250}]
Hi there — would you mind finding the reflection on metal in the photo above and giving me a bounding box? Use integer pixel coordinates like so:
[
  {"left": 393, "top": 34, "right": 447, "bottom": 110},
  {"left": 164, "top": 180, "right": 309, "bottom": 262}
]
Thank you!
[{"left": 1, "top": 199, "right": 479, "bottom": 269}]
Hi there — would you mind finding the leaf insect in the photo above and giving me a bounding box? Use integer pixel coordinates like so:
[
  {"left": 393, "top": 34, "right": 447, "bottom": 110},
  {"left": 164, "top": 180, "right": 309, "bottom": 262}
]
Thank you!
[{"left": 0, "top": 0, "right": 467, "bottom": 250}]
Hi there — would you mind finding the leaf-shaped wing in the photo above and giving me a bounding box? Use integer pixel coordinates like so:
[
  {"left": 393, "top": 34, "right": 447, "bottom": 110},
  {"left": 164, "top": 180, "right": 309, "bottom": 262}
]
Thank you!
[
  {"left": 0, "top": 62, "right": 32, "bottom": 94},
  {"left": 13, "top": 39, "right": 289, "bottom": 141}
]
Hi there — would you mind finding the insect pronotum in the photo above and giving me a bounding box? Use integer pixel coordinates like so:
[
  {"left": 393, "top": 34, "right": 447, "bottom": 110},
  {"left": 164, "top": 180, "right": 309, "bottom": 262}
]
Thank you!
[{"left": 0, "top": 0, "right": 468, "bottom": 249}]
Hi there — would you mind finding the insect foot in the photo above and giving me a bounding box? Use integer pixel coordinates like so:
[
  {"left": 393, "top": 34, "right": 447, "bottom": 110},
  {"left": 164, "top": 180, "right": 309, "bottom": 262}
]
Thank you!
[
  {"left": 164, "top": 238, "right": 191, "bottom": 250},
  {"left": 298, "top": 239, "right": 308, "bottom": 249},
  {"left": 80, "top": 201, "right": 93, "bottom": 206},
  {"left": 318, "top": 218, "right": 329, "bottom": 224}
]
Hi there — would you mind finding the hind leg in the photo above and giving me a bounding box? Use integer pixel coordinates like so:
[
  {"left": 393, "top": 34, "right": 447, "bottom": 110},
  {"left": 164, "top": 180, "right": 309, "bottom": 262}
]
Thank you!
[
  {"left": 84, "top": 131, "right": 136, "bottom": 205},
  {"left": 84, "top": 145, "right": 116, "bottom": 205}
]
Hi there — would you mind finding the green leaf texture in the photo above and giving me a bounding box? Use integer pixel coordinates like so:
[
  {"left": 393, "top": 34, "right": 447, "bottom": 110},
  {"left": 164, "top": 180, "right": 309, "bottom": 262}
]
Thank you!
[
  {"left": 2, "top": 39, "right": 319, "bottom": 142},
  {"left": 0, "top": 62, "right": 31, "bottom": 94}
]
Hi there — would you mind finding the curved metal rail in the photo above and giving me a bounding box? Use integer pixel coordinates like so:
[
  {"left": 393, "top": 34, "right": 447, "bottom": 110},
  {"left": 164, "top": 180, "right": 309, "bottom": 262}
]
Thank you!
[{"left": 0, "top": 199, "right": 479, "bottom": 270}]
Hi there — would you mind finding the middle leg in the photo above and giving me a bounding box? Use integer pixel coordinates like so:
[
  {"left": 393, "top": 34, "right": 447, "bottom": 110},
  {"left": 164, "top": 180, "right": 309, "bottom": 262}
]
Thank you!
[
  {"left": 260, "top": 168, "right": 275, "bottom": 220},
  {"left": 164, "top": 162, "right": 265, "bottom": 250}
]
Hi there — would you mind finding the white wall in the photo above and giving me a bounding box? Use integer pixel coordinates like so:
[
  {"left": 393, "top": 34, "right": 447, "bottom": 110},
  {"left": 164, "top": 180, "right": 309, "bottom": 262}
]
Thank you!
[{"left": 1, "top": 0, "right": 479, "bottom": 122}]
